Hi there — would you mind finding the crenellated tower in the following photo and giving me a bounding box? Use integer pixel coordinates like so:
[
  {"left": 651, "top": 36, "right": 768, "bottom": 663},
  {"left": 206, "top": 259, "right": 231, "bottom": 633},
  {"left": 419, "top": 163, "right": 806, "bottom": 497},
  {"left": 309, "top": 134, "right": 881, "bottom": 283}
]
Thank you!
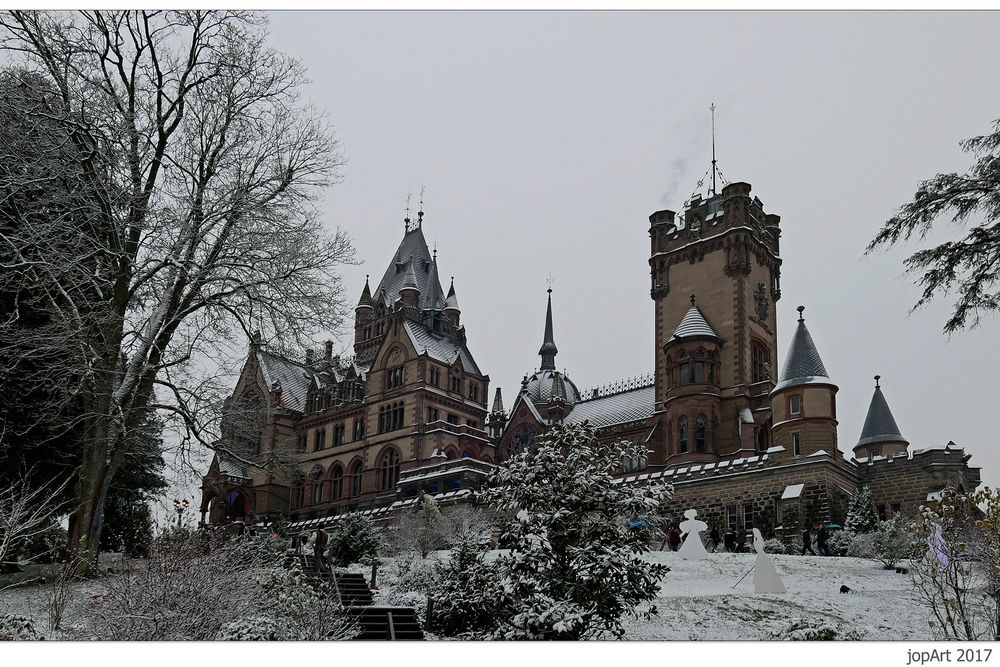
[{"left": 649, "top": 181, "right": 783, "bottom": 464}]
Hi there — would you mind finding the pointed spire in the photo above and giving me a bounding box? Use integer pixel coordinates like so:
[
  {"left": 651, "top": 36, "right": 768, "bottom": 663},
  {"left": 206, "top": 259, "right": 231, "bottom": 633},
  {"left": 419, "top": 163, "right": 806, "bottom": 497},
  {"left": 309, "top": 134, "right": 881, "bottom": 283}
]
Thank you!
[
  {"left": 422, "top": 250, "right": 445, "bottom": 311},
  {"left": 444, "top": 277, "right": 460, "bottom": 311},
  {"left": 775, "top": 306, "right": 831, "bottom": 391},
  {"left": 401, "top": 260, "right": 419, "bottom": 292},
  {"left": 671, "top": 294, "right": 721, "bottom": 340},
  {"left": 491, "top": 387, "right": 504, "bottom": 414},
  {"left": 857, "top": 375, "right": 908, "bottom": 448},
  {"left": 356, "top": 275, "right": 373, "bottom": 309},
  {"left": 538, "top": 287, "right": 558, "bottom": 371}
]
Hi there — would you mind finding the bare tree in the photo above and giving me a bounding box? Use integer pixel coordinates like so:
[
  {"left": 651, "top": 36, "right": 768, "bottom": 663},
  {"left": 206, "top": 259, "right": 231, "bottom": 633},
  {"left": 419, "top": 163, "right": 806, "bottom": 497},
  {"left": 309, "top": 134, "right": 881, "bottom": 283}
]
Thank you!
[
  {"left": 0, "top": 474, "right": 69, "bottom": 572},
  {"left": 0, "top": 11, "right": 354, "bottom": 565}
]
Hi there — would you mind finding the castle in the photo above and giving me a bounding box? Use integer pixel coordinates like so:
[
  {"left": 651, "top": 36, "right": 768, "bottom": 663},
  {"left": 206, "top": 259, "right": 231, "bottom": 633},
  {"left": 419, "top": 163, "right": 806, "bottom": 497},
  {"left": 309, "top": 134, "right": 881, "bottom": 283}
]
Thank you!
[{"left": 201, "top": 179, "right": 982, "bottom": 537}]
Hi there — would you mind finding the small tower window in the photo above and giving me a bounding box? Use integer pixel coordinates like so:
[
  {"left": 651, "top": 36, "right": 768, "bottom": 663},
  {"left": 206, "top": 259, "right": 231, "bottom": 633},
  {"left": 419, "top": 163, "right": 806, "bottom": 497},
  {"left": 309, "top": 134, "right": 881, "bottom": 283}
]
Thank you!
[
  {"left": 792, "top": 431, "right": 801, "bottom": 456},
  {"left": 789, "top": 395, "right": 802, "bottom": 416},
  {"left": 695, "top": 415, "right": 707, "bottom": 452},
  {"left": 679, "top": 416, "right": 688, "bottom": 453}
]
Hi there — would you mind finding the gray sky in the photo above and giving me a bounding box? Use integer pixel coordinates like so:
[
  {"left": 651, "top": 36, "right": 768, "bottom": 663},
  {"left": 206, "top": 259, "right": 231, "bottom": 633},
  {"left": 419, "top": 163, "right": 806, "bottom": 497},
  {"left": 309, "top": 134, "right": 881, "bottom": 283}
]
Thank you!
[{"left": 258, "top": 10, "right": 1000, "bottom": 488}]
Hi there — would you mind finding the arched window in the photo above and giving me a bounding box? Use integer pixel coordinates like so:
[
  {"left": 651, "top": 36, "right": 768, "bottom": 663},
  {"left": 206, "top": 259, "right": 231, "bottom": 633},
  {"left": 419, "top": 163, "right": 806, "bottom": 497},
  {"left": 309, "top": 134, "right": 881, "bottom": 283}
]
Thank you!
[
  {"left": 378, "top": 448, "right": 400, "bottom": 490},
  {"left": 695, "top": 415, "right": 707, "bottom": 452},
  {"left": 751, "top": 340, "right": 770, "bottom": 383},
  {"left": 679, "top": 417, "right": 688, "bottom": 453},
  {"left": 330, "top": 465, "right": 344, "bottom": 501},
  {"left": 309, "top": 466, "right": 324, "bottom": 505},
  {"left": 349, "top": 460, "right": 363, "bottom": 497}
]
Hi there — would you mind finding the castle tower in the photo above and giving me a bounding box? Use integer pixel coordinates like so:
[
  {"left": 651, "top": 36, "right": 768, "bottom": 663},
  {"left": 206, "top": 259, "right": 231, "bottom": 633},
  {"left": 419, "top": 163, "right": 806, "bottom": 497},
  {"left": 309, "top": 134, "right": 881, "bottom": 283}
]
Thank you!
[
  {"left": 444, "top": 278, "right": 461, "bottom": 327},
  {"left": 770, "top": 306, "right": 839, "bottom": 458},
  {"left": 649, "top": 181, "right": 782, "bottom": 463},
  {"left": 399, "top": 261, "right": 421, "bottom": 308},
  {"left": 662, "top": 295, "right": 724, "bottom": 461},
  {"left": 854, "top": 375, "right": 908, "bottom": 459}
]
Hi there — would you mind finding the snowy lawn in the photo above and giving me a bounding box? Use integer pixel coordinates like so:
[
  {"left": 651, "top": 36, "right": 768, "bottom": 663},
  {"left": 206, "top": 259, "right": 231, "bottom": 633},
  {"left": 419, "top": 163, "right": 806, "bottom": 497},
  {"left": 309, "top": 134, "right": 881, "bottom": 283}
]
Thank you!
[{"left": 622, "top": 551, "right": 931, "bottom": 640}]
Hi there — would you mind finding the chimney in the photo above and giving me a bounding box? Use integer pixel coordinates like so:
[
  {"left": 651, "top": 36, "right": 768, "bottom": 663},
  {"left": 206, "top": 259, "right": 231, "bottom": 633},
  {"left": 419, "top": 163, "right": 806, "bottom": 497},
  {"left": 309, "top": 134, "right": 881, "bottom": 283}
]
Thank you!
[{"left": 325, "top": 340, "right": 333, "bottom": 360}]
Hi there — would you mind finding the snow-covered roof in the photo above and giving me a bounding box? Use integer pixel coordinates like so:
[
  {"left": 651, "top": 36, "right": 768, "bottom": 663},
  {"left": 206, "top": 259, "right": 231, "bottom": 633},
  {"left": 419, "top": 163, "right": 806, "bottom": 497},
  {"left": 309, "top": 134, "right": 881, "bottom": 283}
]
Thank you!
[
  {"left": 781, "top": 483, "right": 804, "bottom": 500},
  {"left": 256, "top": 350, "right": 315, "bottom": 412},
  {"left": 566, "top": 384, "right": 656, "bottom": 429},
  {"left": 402, "top": 319, "right": 481, "bottom": 375}
]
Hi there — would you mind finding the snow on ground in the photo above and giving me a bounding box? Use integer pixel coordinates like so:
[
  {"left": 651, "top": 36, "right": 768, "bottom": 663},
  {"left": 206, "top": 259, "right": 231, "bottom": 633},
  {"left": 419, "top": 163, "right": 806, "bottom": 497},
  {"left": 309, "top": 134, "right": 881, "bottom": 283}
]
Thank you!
[
  {"left": 622, "top": 551, "right": 931, "bottom": 640},
  {"left": 1, "top": 552, "right": 934, "bottom": 640}
]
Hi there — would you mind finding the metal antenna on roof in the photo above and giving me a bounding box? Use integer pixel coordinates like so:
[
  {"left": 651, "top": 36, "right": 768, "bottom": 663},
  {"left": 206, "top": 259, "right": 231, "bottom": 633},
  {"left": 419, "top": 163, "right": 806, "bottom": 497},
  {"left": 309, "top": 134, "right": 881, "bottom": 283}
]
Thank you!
[
  {"left": 418, "top": 186, "right": 425, "bottom": 226},
  {"left": 710, "top": 102, "right": 718, "bottom": 197}
]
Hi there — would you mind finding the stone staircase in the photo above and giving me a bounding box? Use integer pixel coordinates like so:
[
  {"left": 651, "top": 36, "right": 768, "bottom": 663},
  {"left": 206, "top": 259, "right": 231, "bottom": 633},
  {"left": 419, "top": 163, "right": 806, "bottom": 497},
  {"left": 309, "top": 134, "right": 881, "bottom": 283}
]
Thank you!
[{"left": 284, "top": 552, "right": 424, "bottom": 640}]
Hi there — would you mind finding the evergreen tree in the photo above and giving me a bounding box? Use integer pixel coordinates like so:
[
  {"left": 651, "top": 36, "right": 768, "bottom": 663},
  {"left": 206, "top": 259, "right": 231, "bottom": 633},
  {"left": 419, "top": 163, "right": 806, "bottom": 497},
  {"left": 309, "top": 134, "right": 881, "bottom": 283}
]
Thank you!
[
  {"left": 458, "top": 422, "right": 673, "bottom": 640},
  {"left": 327, "top": 515, "right": 380, "bottom": 566},
  {"left": 845, "top": 485, "right": 879, "bottom": 533},
  {"left": 867, "top": 116, "right": 1000, "bottom": 333}
]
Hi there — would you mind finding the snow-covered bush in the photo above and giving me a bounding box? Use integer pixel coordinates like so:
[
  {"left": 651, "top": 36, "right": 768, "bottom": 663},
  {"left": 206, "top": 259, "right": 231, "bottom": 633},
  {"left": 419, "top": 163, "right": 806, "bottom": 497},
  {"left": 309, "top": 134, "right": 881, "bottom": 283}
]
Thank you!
[
  {"left": 763, "top": 538, "right": 786, "bottom": 554},
  {"left": 432, "top": 422, "right": 673, "bottom": 640},
  {"left": 0, "top": 614, "right": 41, "bottom": 640},
  {"left": 391, "top": 493, "right": 448, "bottom": 558},
  {"left": 84, "top": 529, "right": 348, "bottom": 640},
  {"left": 392, "top": 550, "right": 438, "bottom": 593},
  {"left": 425, "top": 533, "right": 502, "bottom": 638},
  {"left": 845, "top": 485, "right": 879, "bottom": 533},
  {"left": 327, "top": 515, "right": 380, "bottom": 566},
  {"left": 827, "top": 530, "right": 852, "bottom": 557},
  {"left": 846, "top": 531, "right": 876, "bottom": 559},
  {"left": 768, "top": 618, "right": 866, "bottom": 641},
  {"left": 872, "top": 516, "right": 913, "bottom": 569}
]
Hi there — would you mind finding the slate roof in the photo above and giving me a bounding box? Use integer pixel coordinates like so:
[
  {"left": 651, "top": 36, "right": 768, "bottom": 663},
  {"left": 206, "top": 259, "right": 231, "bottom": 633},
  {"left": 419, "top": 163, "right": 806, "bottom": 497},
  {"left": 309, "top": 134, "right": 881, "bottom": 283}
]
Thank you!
[
  {"left": 671, "top": 304, "right": 721, "bottom": 340},
  {"left": 218, "top": 453, "right": 250, "bottom": 480},
  {"left": 565, "top": 384, "right": 656, "bottom": 429},
  {"left": 403, "top": 319, "right": 482, "bottom": 375},
  {"left": 857, "top": 382, "right": 908, "bottom": 448},
  {"left": 373, "top": 226, "right": 445, "bottom": 307},
  {"left": 775, "top": 313, "right": 832, "bottom": 391},
  {"left": 525, "top": 369, "right": 582, "bottom": 405},
  {"left": 255, "top": 350, "right": 315, "bottom": 412}
]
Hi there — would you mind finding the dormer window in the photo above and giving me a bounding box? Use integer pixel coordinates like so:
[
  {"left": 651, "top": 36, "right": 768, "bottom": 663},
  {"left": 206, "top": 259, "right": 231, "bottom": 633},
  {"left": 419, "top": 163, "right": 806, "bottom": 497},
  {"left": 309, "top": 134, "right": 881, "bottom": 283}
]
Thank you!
[{"left": 450, "top": 375, "right": 462, "bottom": 394}]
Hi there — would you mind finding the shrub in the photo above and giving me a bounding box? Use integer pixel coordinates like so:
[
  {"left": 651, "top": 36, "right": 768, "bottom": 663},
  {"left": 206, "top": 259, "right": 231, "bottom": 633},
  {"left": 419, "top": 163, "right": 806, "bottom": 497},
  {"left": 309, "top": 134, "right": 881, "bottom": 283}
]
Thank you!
[
  {"left": 768, "top": 618, "right": 866, "bottom": 641},
  {"left": 763, "top": 538, "right": 786, "bottom": 554},
  {"left": 846, "top": 531, "right": 876, "bottom": 559},
  {"left": 872, "top": 516, "right": 913, "bottom": 569},
  {"left": 426, "top": 533, "right": 502, "bottom": 638},
  {"left": 845, "top": 485, "right": 879, "bottom": 533},
  {"left": 0, "top": 614, "right": 40, "bottom": 641},
  {"left": 327, "top": 515, "right": 380, "bottom": 566},
  {"left": 827, "top": 530, "right": 852, "bottom": 557}
]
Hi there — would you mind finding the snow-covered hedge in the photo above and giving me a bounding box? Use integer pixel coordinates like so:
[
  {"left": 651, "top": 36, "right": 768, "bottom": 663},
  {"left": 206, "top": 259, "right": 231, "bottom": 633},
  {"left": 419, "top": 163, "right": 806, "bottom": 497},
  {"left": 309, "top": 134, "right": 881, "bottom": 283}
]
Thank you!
[
  {"left": 827, "top": 530, "right": 852, "bottom": 557},
  {"left": 768, "top": 618, "right": 866, "bottom": 641},
  {"left": 0, "top": 614, "right": 41, "bottom": 641},
  {"left": 763, "top": 538, "right": 786, "bottom": 554}
]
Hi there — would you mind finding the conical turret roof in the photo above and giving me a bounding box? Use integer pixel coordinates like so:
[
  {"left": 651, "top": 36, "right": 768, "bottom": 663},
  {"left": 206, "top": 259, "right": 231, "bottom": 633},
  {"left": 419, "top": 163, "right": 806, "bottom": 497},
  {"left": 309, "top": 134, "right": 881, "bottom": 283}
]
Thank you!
[
  {"left": 444, "top": 279, "right": 460, "bottom": 311},
  {"left": 401, "top": 260, "right": 420, "bottom": 292},
  {"left": 491, "top": 387, "right": 504, "bottom": 413},
  {"left": 857, "top": 376, "right": 908, "bottom": 448},
  {"left": 374, "top": 225, "right": 445, "bottom": 308},
  {"left": 775, "top": 306, "right": 833, "bottom": 391},
  {"left": 422, "top": 252, "right": 445, "bottom": 310},
  {"left": 671, "top": 296, "right": 721, "bottom": 340},
  {"left": 356, "top": 276, "right": 373, "bottom": 309}
]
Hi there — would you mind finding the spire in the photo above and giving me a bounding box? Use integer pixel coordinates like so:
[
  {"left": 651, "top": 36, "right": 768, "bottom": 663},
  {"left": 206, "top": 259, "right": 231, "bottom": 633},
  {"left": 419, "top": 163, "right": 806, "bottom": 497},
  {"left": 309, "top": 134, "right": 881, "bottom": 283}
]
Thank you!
[
  {"left": 775, "top": 306, "right": 831, "bottom": 391},
  {"left": 356, "top": 275, "right": 373, "bottom": 309},
  {"left": 491, "top": 387, "right": 504, "bottom": 414},
  {"left": 857, "top": 375, "right": 908, "bottom": 448},
  {"left": 671, "top": 294, "right": 721, "bottom": 340},
  {"left": 444, "top": 277, "right": 460, "bottom": 311},
  {"left": 422, "top": 250, "right": 445, "bottom": 310},
  {"left": 538, "top": 287, "right": 558, "bottom": 371},
  {"left": 401, "top": 261, "right": 419, "bottom": 292}
]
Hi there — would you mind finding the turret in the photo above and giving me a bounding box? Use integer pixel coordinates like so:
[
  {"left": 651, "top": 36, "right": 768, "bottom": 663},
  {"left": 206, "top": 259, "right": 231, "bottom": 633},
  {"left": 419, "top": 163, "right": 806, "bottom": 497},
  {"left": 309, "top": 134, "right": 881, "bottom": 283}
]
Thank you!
[
  {"left": 487, "top": 387, "right": 507, "bottom": 439},
  {"left": 854, "top": 375, "right": 909, "bottom": 459},
  {"left": 663, "top": 295, "right": 724, "bottom": 461},
  {"left": 538, "top": 287, "right": 558, "bottom": 371},
  {"left": 399, "top": 261, "right": 420, "bottom": 308},
  {"left": 444, "top": 278, "right": 461, "bottom": 327},
  {"left": 770, "top": 306, "right": 839, "bottom": 458}
]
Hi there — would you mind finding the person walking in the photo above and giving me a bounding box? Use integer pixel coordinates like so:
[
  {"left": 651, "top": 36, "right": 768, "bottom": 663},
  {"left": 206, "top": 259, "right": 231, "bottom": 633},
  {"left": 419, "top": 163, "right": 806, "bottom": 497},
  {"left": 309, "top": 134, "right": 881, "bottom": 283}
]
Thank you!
[
  {"left": 801, "top": 525, "right": 816, "bottom": 555},
  {"left": 723, "top": 529, "right": 736, "bottom": 553},
  {"left": 313, "top": 528, "right": 329, "bottom": 571},
  {"left": 667, "top": 525, "right": 682, "bottom": 552},
  {"left": 710, "top": 526, "right": 721, "bottom": 552},
  {"left": 817, "top": 523, "right": 830, "bottom": 557}
]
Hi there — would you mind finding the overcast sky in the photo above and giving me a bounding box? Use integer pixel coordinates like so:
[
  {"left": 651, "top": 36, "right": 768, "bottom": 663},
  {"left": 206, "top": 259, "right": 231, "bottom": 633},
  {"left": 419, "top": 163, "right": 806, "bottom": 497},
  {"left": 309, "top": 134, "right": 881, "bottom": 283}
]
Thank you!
[{"left": 235, "top": 11, "right": 1000, "bottom": 492}]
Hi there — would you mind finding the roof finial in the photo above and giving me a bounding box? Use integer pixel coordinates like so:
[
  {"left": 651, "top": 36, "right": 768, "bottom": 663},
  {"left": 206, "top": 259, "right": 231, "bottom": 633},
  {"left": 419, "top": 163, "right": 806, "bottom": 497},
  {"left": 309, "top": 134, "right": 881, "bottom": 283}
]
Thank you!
[
  {"left": 405, "top": 192, "right": 412, "bottom": 222},
  {"left": 417, "top": 185, "right": 425, "bottom": 225},
  {"left": 546, "top": 273, "right": 554, "bottom": 294},
  {"left": 690, "top": 294, "right": 696, "bottom": 306},
  {"left": 450, "top": 276, "right": 454, "bottom": 288},
  {"left": 432, "top": 241, "right": 438, "bottom": 260},
  {"left": 874, "top": 374, "right": 881, "bottom": 388},
  {"left": 797, "top": 305, "right": 805, "bottom": 322},
  {"left": 710, "top": 102, "right": 718, "bottom": 197}
]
